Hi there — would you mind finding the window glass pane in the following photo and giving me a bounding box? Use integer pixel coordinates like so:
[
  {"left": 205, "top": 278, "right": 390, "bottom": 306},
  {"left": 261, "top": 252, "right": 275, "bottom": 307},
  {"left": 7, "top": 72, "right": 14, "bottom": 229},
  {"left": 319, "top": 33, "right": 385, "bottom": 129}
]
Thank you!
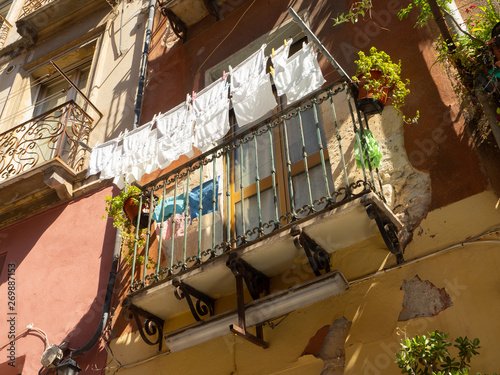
[
  {"left": 235, "top": 188, "right": 277, "bottom": 241},
  {"left": 292, "top": 163, "right": 334, "bottom": 217},
  {"left": 234, "top": 128, "right": 274, "bottom": 190},
  {"left": 285, "top": 102, "right": 326, "bottom": 164}
]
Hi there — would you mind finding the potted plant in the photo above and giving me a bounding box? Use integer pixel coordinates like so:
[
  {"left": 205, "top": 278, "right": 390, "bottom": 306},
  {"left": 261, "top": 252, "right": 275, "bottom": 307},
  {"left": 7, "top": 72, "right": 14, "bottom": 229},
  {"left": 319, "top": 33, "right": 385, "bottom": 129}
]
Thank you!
[
  {"left": 104, "top": 184, "right": 150, "bottom": 266},
  {"left": 353, "top": 47, "right": 419, "bottom": 123}
]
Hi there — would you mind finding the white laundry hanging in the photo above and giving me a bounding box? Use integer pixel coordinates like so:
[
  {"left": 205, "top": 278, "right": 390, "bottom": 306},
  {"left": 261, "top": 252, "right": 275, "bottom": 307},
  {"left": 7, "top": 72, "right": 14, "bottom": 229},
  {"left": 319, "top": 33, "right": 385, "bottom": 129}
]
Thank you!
[
  {"left": 271, "top": 41, "right": 326, "bottom": 104},
  {"left": 155, "top": 98, "right": 195, "bottom": 169},
  {"left": 86, "top": 138, "right": 118, "bottom": 178},
  {"left": 270, "top": 38, "right": 292, "bottom": 97},
  {"left": 193, "top": 77, "right": 230, "bottom": 153},
  {"left": 230, "top": 44, "right": 277, "bottom": 127},
  {"left": 122, "top": 122, "right": 158, "bottom": 183}
]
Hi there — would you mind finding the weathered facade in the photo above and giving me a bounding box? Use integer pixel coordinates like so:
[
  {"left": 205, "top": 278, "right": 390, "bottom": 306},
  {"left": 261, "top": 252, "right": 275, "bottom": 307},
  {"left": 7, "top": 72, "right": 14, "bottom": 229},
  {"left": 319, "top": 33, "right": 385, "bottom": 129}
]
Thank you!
[
  {"left": 0, "top": 0, "right": 146, "bottom": 373},
  {"left": 105, "top": 1, "right": 500, "bottom": 375},
  {"left": 0, "top": 0, "right": 499, "bottom": 374}
]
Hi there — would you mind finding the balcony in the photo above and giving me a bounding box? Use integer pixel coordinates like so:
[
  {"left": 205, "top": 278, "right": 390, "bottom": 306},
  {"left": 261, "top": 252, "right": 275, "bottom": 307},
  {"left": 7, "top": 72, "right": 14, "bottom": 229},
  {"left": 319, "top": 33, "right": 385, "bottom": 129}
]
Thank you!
[
  {"left": 123, "top": 82, "right": 406, "bottom": 350},
  {"left": 16, "top": 0, "right": 108, "bottom": 44},
  {"left": 0, "top": 17, "right": 11, "bottom": 49},
  {"left": 0, "top": 100, "right": 94, "bottom": 227}
]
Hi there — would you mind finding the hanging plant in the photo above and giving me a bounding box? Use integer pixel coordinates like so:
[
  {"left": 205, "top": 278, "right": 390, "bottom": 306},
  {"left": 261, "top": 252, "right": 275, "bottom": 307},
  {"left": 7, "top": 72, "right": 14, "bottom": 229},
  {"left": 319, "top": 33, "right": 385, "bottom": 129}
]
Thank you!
[
  {"left": 353, "top": 47, "right": 419, "bottom": 123},
  {"left": 104, "top": 184, "right": 152, "bottom": 267}
]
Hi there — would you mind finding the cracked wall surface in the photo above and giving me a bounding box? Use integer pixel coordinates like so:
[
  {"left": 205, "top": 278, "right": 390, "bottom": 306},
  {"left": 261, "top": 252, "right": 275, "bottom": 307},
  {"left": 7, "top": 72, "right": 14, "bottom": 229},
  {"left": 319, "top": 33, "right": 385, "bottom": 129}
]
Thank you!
[{"left": 399, "top": 275, "right": 453, "bottom": 321}]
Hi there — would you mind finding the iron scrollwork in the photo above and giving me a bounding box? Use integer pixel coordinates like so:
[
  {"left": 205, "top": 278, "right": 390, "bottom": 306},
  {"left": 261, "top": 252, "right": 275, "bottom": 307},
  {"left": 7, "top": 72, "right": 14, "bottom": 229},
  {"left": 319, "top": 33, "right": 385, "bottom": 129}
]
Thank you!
[
  {"left": 364, "top": 203, "right": 404, "bottom": 264},
  {"left": 172, "top": 277, "right": 215, "bottom": 321},
  {"left": 290, "top": 225, "right": 331, "bottom": 276},
  {"left": 122, "top": 299, "right": 164, "bottom": 351},
  {"left": 226, "top": 253, "right": 270, "bottom": 300}
]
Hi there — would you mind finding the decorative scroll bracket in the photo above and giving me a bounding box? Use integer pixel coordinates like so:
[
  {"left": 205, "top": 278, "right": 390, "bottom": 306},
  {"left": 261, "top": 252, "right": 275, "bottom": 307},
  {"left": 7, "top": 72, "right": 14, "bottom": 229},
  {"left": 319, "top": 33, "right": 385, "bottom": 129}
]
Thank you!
[
  {"left": 161, "top": 8, "right": 187, "bottom": 41},
  {"left": 226, "top": 254, "right": 269, "bottom": 349},
  {"left": 364, "top": 203, "right": 405, "bottom": 264},
  {"left": 172, "top": 277, "right": 215, "bottom": 322},
  {"left": 226, "top": 253, "right": 270, "bottom": 300},
  {"left": 290, "top": 225, "right": 331, "bottom": 276},
  {"left": 203, "top": 0, "right": 220, "bottom": 20},
  {"left": 122, "top": 299, "right": 164, "bottom": 351}
]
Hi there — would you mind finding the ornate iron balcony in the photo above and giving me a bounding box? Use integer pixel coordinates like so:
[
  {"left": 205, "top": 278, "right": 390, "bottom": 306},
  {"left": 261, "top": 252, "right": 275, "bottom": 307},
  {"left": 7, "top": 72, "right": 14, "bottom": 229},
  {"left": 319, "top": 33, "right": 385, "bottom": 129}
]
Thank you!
[
  {"left": 0, "top": 100, "right": 94, "bottom": 182},
  {"left": 126, "top": 82, "right": 388, "bottom": 293},
  {"left": 0, "top": 18, "right": 11, "bottom": 49},
  {"left": 18, "top": 0, "right": 54, "bottom": 18}
]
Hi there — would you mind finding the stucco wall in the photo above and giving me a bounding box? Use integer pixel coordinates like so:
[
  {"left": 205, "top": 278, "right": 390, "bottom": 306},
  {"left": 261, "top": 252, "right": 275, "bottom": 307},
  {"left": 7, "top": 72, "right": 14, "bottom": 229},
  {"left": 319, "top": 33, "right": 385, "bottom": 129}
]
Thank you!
[{"left": 0, "top": 185, "right": 118, "bottom": 374}]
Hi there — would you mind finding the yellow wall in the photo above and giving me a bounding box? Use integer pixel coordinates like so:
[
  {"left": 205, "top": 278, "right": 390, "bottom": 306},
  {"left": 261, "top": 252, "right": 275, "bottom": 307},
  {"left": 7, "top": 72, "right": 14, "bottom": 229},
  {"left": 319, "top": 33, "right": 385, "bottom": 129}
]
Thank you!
[{"left": 107, "top": 190, "right": 500, "bottom": 374}]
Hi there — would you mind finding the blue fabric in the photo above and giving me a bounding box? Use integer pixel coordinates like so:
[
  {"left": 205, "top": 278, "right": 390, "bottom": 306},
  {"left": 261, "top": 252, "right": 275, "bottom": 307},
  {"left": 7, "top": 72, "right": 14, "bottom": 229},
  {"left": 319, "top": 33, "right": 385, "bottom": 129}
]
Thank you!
[
  {"left": 153, "top": 193, "right": 186, "bottom": 222},
  {"left": 189, "top": 177, "right": 219, "bottom": 220}
]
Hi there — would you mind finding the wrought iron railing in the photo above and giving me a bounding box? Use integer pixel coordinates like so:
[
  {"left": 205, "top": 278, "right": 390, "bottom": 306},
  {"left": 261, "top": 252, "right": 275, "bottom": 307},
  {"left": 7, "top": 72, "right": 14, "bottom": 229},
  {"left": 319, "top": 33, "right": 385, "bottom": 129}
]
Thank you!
[
  {"left": 0, "top": 18, "right": 11, "bottom": 49},
  {"left": 0, "top": 100, "right": 94, "bottom": 181},
  {"left": 128, "top": 82, "right": 385, "bottom": 292},
  {"left": 18, "top": 0, "right": 54, "bottom": 18}
]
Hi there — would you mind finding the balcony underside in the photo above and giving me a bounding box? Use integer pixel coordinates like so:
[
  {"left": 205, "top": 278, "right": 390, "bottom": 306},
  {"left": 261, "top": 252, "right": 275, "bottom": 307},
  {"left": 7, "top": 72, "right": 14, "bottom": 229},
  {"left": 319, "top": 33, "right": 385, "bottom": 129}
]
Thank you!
[
  {"left": 16, "top": 0, "right": 109, "bottom": 45},
  {"left": 128, "top": 192, "right": 402, "bottom": 321},
  {"left": 0, "top": 158, "right": 81, "bottom": 228}
]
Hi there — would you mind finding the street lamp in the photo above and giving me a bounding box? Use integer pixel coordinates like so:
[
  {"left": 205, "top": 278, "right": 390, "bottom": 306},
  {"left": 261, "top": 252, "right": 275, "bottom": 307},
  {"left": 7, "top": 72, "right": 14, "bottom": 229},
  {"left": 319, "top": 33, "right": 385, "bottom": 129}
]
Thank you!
[{"left": 56, "top": 359, "right": 81, "bottom": 375}]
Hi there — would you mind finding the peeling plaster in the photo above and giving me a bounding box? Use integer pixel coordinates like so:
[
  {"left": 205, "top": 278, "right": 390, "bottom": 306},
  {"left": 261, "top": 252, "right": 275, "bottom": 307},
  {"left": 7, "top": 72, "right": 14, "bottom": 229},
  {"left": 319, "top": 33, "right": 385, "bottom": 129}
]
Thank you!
[
  {"left": 303, "top": 317, "right": 352, "bottom": 375},
  {"left": 399, "top": 275, "right": 453, "bottom": 321}
]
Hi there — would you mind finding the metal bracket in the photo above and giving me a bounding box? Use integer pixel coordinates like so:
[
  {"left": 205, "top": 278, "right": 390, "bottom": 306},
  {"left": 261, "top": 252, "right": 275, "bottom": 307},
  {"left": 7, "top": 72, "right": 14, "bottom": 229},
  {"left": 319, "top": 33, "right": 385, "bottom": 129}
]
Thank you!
[
  {"left": 122, "top": 299, "right": 164, "bottom": 351},
  {"left": 364, "top": 203, "right": 405, "bottom": 264},
  {"left": 203, "top": 0, "right": 220, "bottom": 20},
  {"left": 161, "top": 8, "right": 187, "bottom": 41},
  {"left": 172, "top": 277, "right": 215, "bottom": 322},
  {"left": 290, "top": 225, "right": 331, "bottom": 276},
  {"left": 226, "top": 254, "right": 269, "bottom": 349},
  {"left": 227, "top": 253, "right": 270, "bottom": 300}
]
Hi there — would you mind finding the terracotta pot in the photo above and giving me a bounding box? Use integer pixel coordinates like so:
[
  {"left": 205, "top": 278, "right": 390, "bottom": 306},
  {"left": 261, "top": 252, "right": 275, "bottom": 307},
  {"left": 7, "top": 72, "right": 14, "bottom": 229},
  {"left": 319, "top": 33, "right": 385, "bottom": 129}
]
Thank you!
[
  {"left": 123, "top": 195, "right": 150, "bottom": 228},
  {"left": 356, "top": 69, "right": 392, "bottom": 115}
]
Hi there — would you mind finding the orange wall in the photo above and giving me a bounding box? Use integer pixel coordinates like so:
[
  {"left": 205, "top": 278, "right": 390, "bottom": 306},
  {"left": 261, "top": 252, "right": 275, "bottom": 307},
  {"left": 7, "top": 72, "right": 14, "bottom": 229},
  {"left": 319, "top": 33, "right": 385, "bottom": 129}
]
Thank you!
[
  {"left": 140, "top": 0, "right": 488, "bottom": 208},
  {"left": 0, "top": 185, "right": 118, "bottom": 374}
]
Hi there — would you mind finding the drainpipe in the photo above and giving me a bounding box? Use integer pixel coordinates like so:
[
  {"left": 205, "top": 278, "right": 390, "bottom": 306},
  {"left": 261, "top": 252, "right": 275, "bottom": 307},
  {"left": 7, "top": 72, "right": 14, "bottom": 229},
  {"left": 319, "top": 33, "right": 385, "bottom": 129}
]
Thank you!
[
  {"left": 133, "top": 0, "right": 157, "bottom": 129},
  {"left": 69, "top": 229, "right": 122, "bottom": 358}
]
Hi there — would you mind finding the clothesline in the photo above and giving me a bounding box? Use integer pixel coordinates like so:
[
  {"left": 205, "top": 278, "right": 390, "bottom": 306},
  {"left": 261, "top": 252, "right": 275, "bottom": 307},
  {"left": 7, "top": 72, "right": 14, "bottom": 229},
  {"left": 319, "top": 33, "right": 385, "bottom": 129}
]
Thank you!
[{"left": 87, "top": 39, "right": 326, "bottom": 188}]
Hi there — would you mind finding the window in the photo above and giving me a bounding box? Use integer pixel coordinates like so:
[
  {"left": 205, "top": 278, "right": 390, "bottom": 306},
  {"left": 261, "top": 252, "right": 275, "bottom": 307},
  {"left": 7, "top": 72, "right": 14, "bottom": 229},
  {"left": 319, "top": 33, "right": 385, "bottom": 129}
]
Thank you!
[
  {"left": 0, "top": 1, "right": 12, "bottom": 48},
  {"left": 26, "top": 40, "right": 95, "bottom": 167},
  {"left": 206, "top": 22, "right": 334, "bottom": 243},
  {"left": 0, "top": 1, "right": 12, "bottom": 22}
]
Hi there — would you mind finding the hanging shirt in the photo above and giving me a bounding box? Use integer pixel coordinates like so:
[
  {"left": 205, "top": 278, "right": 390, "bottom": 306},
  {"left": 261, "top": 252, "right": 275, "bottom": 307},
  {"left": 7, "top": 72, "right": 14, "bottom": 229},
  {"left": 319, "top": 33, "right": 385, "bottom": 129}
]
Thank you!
[
  {"left": 189, "top": 177, "right": 219, "bottom": 220},
  {"left": 193, "top": 77, "right": 230, "bottom": 153},
  {"left": 87, "top": 139, "right": 117, "bottom": 178},
  {"left": 153, "top": 193, "right": 186, "bottom": 222},
  {"left": 156, "top": 99, "right": 195, "bottom": 169},
  {"left": 271, "top": 41, "right": 326, "bottom": 104},
  {"left": 230, "top": 44, "right": 277, "bottom": 127}
]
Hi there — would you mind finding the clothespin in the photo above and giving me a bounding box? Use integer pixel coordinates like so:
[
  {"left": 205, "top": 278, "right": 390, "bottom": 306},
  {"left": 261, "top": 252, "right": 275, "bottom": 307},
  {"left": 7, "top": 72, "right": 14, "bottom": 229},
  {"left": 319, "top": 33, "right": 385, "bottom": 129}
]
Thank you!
[
  {"left": 270, "top": 66, "right": 275, "bottom": 76},
  {"left": 222, "top": 70, "right": 227, "bottom": 80},
  {"left": 272, "top": 48, "right": 275, "bottom": 57},
  {"left": 284, "top": 39, "right": 288, "bottom": 47}
]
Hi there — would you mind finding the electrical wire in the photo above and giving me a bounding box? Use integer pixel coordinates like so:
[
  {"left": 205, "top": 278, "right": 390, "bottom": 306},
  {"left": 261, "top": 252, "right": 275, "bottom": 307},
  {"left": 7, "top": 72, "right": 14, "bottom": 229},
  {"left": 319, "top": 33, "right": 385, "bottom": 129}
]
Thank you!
[
  {"left": 0, "top": 325, "right": 50, "bottom": 351},
  {"left": 196, "top": 0, "right": 257, "bottom": 74},
  {"left": 348, "top": 227, "right": 500, "bottom": 286}
]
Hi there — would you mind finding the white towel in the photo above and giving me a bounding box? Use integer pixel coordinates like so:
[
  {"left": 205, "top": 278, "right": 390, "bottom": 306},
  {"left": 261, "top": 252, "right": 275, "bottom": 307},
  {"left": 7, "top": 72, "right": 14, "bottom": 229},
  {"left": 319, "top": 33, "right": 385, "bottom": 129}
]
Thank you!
[
  {"left": 271, "top": 39, "right": 292, "bottom": 97},
  {"left": 156, "top": 99, "right": 195, "bottom": 169},
  {"left": 230, "top": 44, "right": 277, "bottom": 127},
  {"left": 87, "top": 139, "right": 117, "bottom": 178},
  {"left": 193, "top": 78, "right": 230, "bottom": 152},
  {"left": 122, "top": 123, "right": 157, "bottom": 183},
  {"left": 272, "top": 42, "right": 326, "bottom": 104}
]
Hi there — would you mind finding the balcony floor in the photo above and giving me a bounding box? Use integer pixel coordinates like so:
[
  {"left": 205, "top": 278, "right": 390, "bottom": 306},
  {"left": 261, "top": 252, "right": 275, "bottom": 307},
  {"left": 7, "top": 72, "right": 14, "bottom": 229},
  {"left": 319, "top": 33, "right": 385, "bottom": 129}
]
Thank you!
[{"left": 128, "top": 192, "right": 401, "bottom": 321}]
